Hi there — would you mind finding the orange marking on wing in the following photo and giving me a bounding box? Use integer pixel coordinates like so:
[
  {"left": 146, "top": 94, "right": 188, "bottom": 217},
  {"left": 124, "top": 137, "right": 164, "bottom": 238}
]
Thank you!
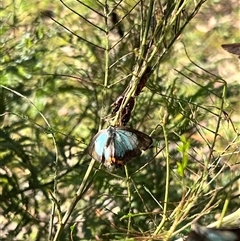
[
  {"left": 107, "top": 157, "right": 124, "bottom": 166},
  {"left": 116, "top": 160, "right": 124, "bottom": 166},
  {"left": 107, "top": 156, "right": 116, "bottom": 165}
]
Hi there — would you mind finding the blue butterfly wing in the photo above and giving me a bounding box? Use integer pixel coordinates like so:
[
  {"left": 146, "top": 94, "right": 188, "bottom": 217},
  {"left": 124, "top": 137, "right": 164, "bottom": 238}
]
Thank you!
[
  {"left": 107, "top": 126, "right": 152, "bottom": 165},
  {"left": 88, "top": 129, "right": 109, "bottom": 162},
  {"left": 115, "top": 127, "right": 152, "bottom": 149},
  {"left": 187, "top": 224, "right": 240, "bottom": 241},
  {"left": 88, "top": 128, "right": 120, "bottom": 164},
  {"left": 112, "top": 128, "right": 141, "bottom": 161},
  {"left": 88, "top": 126, "right": 152, "bottom": 167}
]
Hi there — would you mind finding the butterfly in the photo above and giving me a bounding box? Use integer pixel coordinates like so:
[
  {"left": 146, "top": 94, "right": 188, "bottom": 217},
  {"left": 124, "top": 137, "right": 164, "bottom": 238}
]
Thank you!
[
  {"left": 88, "top": 126, "right": 152, "bottom": 167},
  {"left": 186, "top": 223, "right": 240, "bottom": 241},
  {"left": 221, "top": 43, "right": 240, "bottom": 56}
]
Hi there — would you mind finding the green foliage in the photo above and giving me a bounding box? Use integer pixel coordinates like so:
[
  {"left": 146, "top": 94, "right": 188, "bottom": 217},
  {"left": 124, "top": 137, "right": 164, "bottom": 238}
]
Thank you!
[
  {"left": 1, "top": 0, "right": 239, "bottom": 240},
  {"left": 177, "top": 136, "right": 190, "bottom": 177}
]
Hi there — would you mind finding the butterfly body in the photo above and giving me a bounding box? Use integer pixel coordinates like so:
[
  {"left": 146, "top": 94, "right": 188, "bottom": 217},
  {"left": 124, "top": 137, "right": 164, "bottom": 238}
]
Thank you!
[{"left": 88, "top": 126, "right": 152, "bottom": 167}]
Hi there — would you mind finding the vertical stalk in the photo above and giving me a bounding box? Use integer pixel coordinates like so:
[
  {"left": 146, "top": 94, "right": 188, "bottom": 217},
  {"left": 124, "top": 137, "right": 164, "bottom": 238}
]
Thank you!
[
  {"left": 104, "top": 2, "right": 110, "bottom": 88},
  {"left": 52, "top": 2, "right": 112, "bottom": 240},
  {"left": 153, "top": 112, "right": 170, "bottom": 236},
  {"left": 124, "top": 166, "right": 132, "bottom": 237}
]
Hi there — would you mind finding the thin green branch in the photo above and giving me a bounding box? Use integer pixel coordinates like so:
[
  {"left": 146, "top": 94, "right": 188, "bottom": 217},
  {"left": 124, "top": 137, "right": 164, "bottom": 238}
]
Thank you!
[
  {"left": 76, "top": 0, "right": 106, "bottom": 17},
  {"left": 124, "top": 166, "right": 132, "bottom": 237},
  {"left": 60, "top": 0, "right": 106, "bottom": 32},
  {"left": 109, "top": 0, "right": 141, "bottom": 31},
  {"left": 206, "top": 82, "right": 227, "bottom": 163},
  {"left": 1, "top": 86, "right": 59, "bottom": 241},
  {"left": 153, "top": 112, "right": 170, "bottom": 236},
  {"left": 45, "top": 14, "right": 105, "bottom": 50},
  {"left": 53, "top": 159, "right": 96, "bottom": 241}
]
